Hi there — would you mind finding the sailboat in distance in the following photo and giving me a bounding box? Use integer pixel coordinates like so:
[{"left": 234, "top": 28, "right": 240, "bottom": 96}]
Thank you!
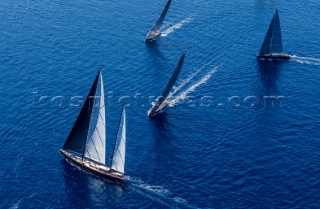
[
  {"left": 148, "top": 54, "right": 185, "bottom": 117},
  {"left": 145, "top": 0, "right": 172, "bottom": 42},
  {"left": 257, "top": 9, "right": 290, "bottom": 59},
  {"left": 60, "top": 70, "right": 126, "bottom": 181}
]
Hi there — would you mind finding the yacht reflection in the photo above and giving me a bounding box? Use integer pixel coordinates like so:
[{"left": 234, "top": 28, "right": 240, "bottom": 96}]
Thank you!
[
  {"left": 149, "top": 112, "right": 173, "bottom": 139},
  {"left": 257, "top": 59, "right": 282, "bottom": 95},
  {"left": 253, "top": 60, "right": 285, "bottom": 141},
  {"left": 145, "top": 41, "right": 166, "bottom": 61},
  {"left": 61, "top": 160, "right": 125, "bottom": 207},
  {"left": 148, "top": 112, "right": 180, "bottom": 176}
]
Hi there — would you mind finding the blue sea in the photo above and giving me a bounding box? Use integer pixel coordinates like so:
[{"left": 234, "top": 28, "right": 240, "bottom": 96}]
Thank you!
[{"left": 0, "top": 0, "right": 319, "bottom": 208}]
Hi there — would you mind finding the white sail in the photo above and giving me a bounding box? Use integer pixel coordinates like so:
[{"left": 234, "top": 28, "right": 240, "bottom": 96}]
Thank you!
[
  {"left": 111, "top": 107, "right": 126, "bottom": 174},
  {"left": 84, "top": 72, "right": 106, "bottom": 164}
]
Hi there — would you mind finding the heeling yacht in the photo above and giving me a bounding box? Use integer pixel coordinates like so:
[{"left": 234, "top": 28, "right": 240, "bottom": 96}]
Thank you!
[
  {"left": 148, "top": 54, "right": 185, "bottom": 117},
  {"left": 145, "top": 0, "right": 172, "bottom": 42}
]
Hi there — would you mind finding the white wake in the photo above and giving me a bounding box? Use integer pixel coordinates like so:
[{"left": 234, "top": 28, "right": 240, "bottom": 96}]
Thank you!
[
  {"left": 161, "top": 17, "right": 191, "bottom": 36},
  {"left": 170, "top": 56, "right": 221, "bottom": 97},
  {"left": 9, "top": 194, "right": 36, "bottom": 209},
  {"left": 127, "top": 176, "right": 197, "bottom": 208},
  {"left": 290, "top": 55, "right": 320, "bottom": 66},
  {"left": 168, "top": 66, "right": 219, "bottom": 106}
]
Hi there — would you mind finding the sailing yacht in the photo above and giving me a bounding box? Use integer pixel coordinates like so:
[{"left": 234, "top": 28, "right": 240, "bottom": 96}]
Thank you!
[
  {"left": 60, "top": 70, "right": 126, "bottom": 181},
  {"left": 257, "top": 9, "right": 290, "bottom": 59},
  {"left": 145, "top": 0, "right": 172, "bottom": 42},
  {"left": 148, "top": 54, "right": 185, "bottom": 117}
]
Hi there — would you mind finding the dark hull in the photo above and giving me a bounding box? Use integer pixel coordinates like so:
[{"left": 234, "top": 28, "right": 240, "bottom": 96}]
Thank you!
[
  {"left": 257, "top": 54, "right": 290, "bottom": 59},
  {"left": 148, "top": 101, "right": 169, "bottom": 117},
  {"left": 148, "top": 108, "right": 165, "bottom": 117},
  {"left": 145, "top": 31, "right": 161, "bottom": 42},
  {"left": 60, "top": 149, "right": 124, "bottom": 181}
]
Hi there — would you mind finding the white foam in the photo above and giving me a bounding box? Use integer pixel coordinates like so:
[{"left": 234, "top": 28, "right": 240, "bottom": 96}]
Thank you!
[
  {"left": 174, "top": 197, "right": 188, "bottom": 204},
  {"left": 9, "top": 203, "right": 20, "bottom": 209},
  {"left": 169, "top": 56, "right": 221, "bottom": 98},
  {"left": 290, "top": 55, "right": 320, "bottom": 66},
  {"left": 128, "top": 177, "right": 169, "bottom": 195},
  {"left": 139, "top": 184, "right": 171, "bottom": 195},
  {"left": 161, "top": 21, "right": 174, "bottom": 30},
  {"left": 9, "top": 194, "right": 35, "bottom": 209},
  {"left": 129, "top": 184, "right": 172, "bottom": 207},
  {"left": 169, "top": 66, "right": 219, "bottom": 106},
  {"left": 127, "top": 177, "right": 195, "bottom": 208},
  {"left": 161, "top": 17, "right": 191, "bottom": 36},
  {"left": 290, "top": 55, "right": 320, "bottom": 62}
]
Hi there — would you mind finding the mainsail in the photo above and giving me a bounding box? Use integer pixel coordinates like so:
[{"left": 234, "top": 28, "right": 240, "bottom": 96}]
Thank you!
[
  {"left": 60, "top": 70, "right": 128, "bottom": 180},
  {"left": 62, "top": 71, "right": 100, "bottom": 155},
  {"left": 84, "top": 72, "right": 106, "bottom": 164},
  {"left": 111, "top": 106, "right": 126, "bottom": 174},
  {"left": 259, "top": 9, "right": 283, "bottom": 55},
  {"left": 151, "top": 0, "right": 172, "bottom": 32},
  {"left": 149, "top": 54, "right": 185, "bottom": 115}
]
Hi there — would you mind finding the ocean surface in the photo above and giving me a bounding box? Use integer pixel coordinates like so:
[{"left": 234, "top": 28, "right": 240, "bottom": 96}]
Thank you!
[{"left": 0, "top": 0, "right": 319, "bottom": 208}]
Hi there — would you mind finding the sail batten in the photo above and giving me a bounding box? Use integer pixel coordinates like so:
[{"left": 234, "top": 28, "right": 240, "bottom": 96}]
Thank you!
[{"left": 111, "top": 106, "right": 126, "bottom": 174}]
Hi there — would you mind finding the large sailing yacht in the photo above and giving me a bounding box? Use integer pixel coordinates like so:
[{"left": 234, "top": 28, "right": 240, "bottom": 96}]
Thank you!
[
  {"left": 145, "top": 0, "right": 172, "bottom": 42},
  {"left": 148, "top": 54, "right": 185, "bottom": 117},
  {"left": 60, "top": 70, "right": 126, "bottom": 181},
  {"left": 257, "top": 9, "right": 290, "bottom": 59}
]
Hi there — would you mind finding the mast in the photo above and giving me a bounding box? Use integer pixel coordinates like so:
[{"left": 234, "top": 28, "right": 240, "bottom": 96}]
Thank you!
[{"left": 110, "top": 106, "right": 126, "bottom": 174}]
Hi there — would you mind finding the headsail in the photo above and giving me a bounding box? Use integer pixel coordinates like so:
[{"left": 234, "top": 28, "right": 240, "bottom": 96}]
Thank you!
[
  {"left": 111, "top": 106, "right": 126, "bottom": 174},
  {"left": 149, "top": 54, "right": 185, "bottom": 115},
  {"left": 152, "top": 0, "right": 172, "bottom": 32},
  {"left": 259, "top": 9, "right": 283, "bottom": 55},
  {"left": 84, "top": 72, "right": 106, "bottom": 164},
  {"left": 62, "top": 71, "right": 100, "bottom": 155}
]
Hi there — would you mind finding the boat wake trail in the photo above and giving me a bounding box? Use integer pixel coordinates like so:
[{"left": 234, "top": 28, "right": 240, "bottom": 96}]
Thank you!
[
  {"left": 168, "top": 66, "right": 219, "bottom": 106},
  {"left": 127, "top": 177, "right": 197, "bottom": 208},
  {"left": 170, "top": 56, "right": 221, "bottom": 97},
  {"left": 290, "top": 55, "right": 320, "bottom": 66},
  {"left": 161, "top": 17, "right": 191, "bottom": 36},
  {"left": 9, "top": 194, "right": 36, "bottom": 209}
]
